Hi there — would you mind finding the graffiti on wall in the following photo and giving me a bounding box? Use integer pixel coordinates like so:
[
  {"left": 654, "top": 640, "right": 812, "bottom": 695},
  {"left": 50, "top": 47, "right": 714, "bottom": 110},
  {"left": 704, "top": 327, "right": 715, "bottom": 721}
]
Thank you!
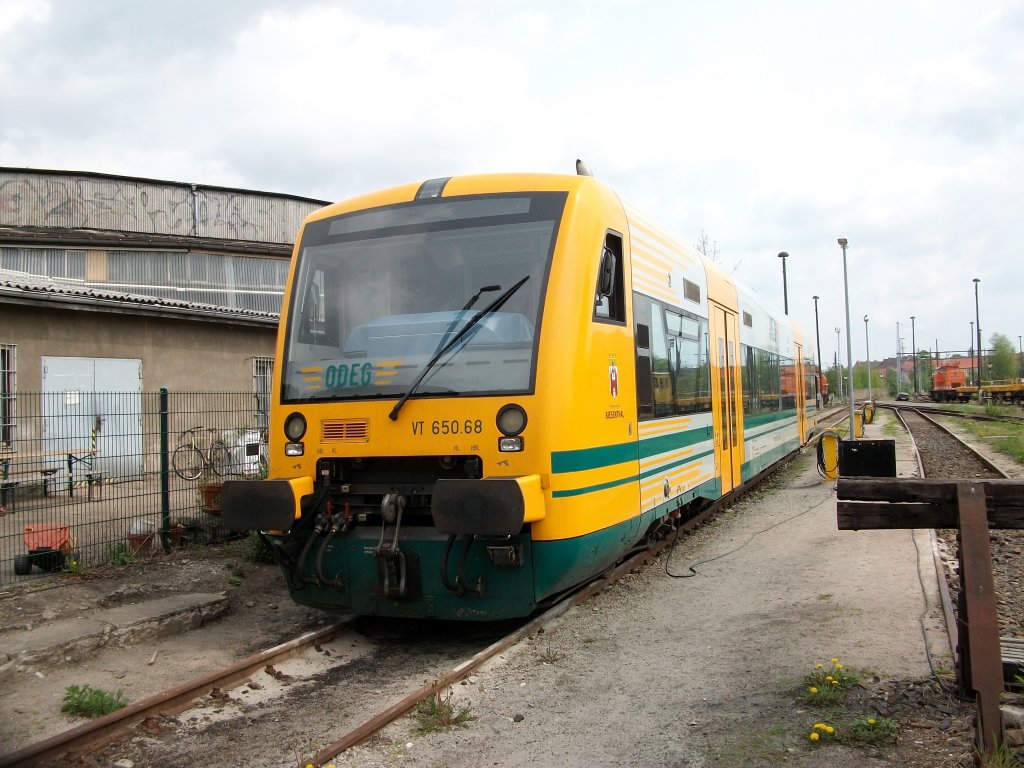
[{"left": 0, "top": 171, "right": 325, "bottom": 245}]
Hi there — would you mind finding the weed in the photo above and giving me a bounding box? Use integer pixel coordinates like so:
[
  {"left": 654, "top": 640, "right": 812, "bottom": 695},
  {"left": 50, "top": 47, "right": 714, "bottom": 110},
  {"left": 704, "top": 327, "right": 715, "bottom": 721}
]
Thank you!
[
  {"left": 61, "top": 684, "right": 128, "bottom": 718},
  {"left": 413, "top": 689, "right": 474, "bottom": 735},
  {"left": 106, "top": 543, "right": 134, "bottom": 566},
  {"left": 798, "top": 658, "right": 859, "bottom": 707},
  {"left": 815, "top": 593, "right": 833, "bottom": 601},
  {"left": 244, "top": 531, "right": 276, "bottom": 564},
  {"left": 806, "top": 720, "right": 837, "bottom": 746},
  {"left": 846, "top": 715, "right": 899, "bottom": 745},
  {"left": 536, "top": 644, "right": 563, "bottom": 664},
  {"left": 976, "top": 740, "right": 1016, "bottom": 767},
  {"left": 227, "top": 576, "right": 242, "bottom": 587}
]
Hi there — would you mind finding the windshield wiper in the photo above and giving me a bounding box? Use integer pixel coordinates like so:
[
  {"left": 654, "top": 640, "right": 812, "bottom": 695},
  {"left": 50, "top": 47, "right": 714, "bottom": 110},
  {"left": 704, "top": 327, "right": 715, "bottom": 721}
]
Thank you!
[
  {"left": 433, "top": 284, "right": 501, "bottom": 355},
  {"left": 388, "top": 275, "right": 530, "bottom": 421}
]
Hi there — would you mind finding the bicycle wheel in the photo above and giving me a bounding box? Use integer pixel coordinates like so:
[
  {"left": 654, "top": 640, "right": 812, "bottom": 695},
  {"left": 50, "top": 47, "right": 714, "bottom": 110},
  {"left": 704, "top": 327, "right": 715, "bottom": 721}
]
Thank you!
[
  {"left": 172, "top": 445, "right": 204, "bottom": 481},
  {"left": 209, "top": 441, "right": 231, "bottom": 477}
]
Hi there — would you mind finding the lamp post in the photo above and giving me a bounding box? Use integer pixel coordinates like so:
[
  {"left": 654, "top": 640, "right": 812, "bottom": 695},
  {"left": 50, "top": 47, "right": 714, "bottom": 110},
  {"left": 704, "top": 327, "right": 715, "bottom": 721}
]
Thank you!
[
  {"left": 970, "top": 321, "right": 975, "bottom": 385},
  {"left": 813, "top": 295, "right": 823, "bottom": 407},
  {"left": 1019, "top": 335, "right": 1022, "bottom": 380},
  {"left": 910, "top": 315, "right": 917, "bottom": 396},
  {"left": 838, "top": 238, "right": 856, "bottom": 438},
  {"left": 974, "top": 278, "right": 982, "bottom": 397},
  {"left": 864, "top": 314, "right": 872, "bottom": 402},
  {"left": 778, "top": 252, "right": 789, "bottom": 315},
  {"left": 835, "top": 326, "right": 842, "bottom": 400}
]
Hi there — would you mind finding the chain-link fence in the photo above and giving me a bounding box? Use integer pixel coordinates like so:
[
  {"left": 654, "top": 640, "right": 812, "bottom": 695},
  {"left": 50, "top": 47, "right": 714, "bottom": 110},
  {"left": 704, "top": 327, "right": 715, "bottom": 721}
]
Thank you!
[{"left": 0, "top": 390, "right": 267, "bottom": 584}]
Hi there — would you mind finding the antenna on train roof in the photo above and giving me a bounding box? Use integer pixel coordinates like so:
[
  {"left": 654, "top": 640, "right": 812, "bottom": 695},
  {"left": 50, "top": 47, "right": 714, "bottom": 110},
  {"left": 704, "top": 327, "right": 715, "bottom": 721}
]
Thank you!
[{"left": 576, "top": 159, "right": 594, "bottom": 177}]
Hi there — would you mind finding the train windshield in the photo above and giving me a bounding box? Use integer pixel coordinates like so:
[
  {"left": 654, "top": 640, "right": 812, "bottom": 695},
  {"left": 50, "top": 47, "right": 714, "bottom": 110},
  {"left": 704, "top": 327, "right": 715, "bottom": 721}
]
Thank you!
[{"left": 281, "top": 192, "right": 565, "bottom": 404}]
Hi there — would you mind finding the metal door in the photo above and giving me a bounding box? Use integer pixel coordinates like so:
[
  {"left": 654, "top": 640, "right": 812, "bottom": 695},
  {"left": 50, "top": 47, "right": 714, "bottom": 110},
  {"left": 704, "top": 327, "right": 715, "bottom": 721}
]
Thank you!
[
  {"left": 709, "top": 304, "right": 743, "bottom": 495},
  {"left": 42, "top": 357, "right": 143, "bottom": 480}
]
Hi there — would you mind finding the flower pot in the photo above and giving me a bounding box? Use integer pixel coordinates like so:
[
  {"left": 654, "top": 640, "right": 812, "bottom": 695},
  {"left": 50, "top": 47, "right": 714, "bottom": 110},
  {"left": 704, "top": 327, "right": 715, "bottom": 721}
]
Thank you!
[
  {"left": 201, "top": 483, "right": 223, "bottom": 515},
  {"left": 128, "top": 532, "right": 155, "bottom": 555}
]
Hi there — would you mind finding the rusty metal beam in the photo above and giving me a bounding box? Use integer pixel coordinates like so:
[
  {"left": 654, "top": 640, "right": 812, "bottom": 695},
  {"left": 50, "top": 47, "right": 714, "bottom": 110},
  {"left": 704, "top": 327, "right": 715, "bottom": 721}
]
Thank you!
[{"left": 957, "top": 482, "right": 1004, "bottom": 756}]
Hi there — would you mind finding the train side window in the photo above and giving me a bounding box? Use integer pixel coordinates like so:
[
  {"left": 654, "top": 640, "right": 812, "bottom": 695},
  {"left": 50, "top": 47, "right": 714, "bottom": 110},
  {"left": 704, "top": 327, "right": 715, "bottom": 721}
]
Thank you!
[{"left": 594, "top": 232, "right": 625, "bottom": 323}]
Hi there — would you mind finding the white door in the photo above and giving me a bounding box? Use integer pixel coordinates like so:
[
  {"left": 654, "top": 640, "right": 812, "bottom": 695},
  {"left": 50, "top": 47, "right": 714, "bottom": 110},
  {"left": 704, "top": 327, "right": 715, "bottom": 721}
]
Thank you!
[{"left": 42, "top": 357, "right": 143, "bottom": 480}]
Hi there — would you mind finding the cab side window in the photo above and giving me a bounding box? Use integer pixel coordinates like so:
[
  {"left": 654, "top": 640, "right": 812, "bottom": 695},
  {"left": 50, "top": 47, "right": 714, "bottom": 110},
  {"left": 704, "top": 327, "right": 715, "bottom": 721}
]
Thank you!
[{"left": 594, "top": 232, "right": 625, "bottom": 323}]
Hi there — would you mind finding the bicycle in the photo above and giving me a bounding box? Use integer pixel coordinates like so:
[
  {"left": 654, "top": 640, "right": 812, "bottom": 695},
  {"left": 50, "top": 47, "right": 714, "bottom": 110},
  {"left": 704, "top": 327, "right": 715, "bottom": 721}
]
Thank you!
[{"left": 172, "top": 427, "right": 231, "bottom": 481}]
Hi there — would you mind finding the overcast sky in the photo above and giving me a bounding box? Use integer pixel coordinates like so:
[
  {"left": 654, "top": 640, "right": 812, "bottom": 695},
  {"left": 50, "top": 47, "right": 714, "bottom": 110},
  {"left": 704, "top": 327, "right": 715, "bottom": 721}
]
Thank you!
[{"left": 2, "top": 0, "right": 1022, "bottom": 368}]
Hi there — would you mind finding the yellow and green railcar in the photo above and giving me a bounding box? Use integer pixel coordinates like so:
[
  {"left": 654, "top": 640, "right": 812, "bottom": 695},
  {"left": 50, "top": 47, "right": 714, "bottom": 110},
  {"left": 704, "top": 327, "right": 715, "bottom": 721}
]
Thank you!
[{"left": 222, "top": 171, "right": 811, "bottom": 620}]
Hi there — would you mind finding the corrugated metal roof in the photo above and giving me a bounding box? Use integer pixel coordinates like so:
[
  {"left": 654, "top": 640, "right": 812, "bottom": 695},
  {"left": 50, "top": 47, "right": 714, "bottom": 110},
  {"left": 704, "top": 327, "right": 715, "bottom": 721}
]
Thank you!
[{"left": 0, "top": 273, "right": 280, "bottom": 326}]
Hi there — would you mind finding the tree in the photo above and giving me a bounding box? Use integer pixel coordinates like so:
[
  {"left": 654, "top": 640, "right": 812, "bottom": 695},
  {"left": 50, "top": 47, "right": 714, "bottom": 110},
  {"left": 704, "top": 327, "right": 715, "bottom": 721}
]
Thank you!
[
  {"left": 989, "top": 333, "right": 1016, "bottom": 380},
  {"left": 693, "top": 229, "right": 720, "bottom": 263},
  {"left": 916, "top": 350, "right": 934, "bottom": 392}
]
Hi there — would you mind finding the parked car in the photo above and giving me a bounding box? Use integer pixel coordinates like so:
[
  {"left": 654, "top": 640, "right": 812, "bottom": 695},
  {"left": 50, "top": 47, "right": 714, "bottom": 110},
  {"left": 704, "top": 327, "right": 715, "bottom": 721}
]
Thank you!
[{"left": 895, "top": 392, "right": 910, "bottom": 401}]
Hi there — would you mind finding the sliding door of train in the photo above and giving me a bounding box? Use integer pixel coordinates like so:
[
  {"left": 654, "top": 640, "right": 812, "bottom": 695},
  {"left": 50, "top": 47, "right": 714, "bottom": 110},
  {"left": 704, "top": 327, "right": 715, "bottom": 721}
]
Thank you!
[
  {"left": 709, "top": 302, "right": 743, "bottom": 494},
  {"left": 795, "top": 345, "right": 807, "bottom": 441}
]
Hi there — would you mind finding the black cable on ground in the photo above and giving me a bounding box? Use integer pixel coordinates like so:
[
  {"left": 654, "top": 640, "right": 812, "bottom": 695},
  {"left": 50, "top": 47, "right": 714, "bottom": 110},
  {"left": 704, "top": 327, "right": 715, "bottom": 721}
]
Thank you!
[
  {"left": 911, "top": 528, "right": 960, "bottom": 696},
  {"left": 664, "top": 491, "right": 833, "bottom": 579}
]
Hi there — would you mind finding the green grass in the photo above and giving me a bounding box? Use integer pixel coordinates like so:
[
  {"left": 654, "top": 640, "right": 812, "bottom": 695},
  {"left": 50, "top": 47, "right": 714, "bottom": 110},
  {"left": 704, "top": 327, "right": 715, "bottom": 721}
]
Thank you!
[
  {"left": 61, "top": 684, "right": 128, "bottom": 718},
  {"left": 955, "top": 417, "right": 1024, "bottom": 463},
  {"left": 106, "top": 543, "right": 135, "bottom": 566}
]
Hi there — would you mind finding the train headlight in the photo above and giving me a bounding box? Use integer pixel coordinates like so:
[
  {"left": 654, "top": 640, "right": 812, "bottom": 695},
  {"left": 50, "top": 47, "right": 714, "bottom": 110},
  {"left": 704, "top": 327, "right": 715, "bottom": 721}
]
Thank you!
[
  {"left": 498, "top": 436, "right": 524, "bottom": 452},
  {"left": 496, "top": 404, "right": 527, "bottom": 436},
  {"left": 284, "top": 412, "right": 307, "bottom": 441}
]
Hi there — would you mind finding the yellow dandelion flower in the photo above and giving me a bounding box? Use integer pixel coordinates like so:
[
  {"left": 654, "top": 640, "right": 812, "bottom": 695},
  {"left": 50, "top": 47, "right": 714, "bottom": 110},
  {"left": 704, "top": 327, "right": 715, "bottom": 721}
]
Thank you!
[
  {"left": 814, "top": 723, "right": 829, "bottom": 731},
  {"left": 809, "top": 686, "right": 818, "bottom": 694},
  {"left": 831, "top": 657, "right": 839, "bottom": 664},
  {"left": 867, "top": 719, "right": 877, "bottom": 726},
  {"left": 836, "top": 663, "right": 844, "bottom": 670},
  {"left": 815, "top": 663, "right": 824, "bottom": 669},
  {"left": 825, "top": 725, "right": 835, "bottom": 734},
  {"left": 809, "top": 732, "right": 820, "bottom": 742},
  {"left": 825, "top": 676, "right": 834, "bottom": 682},
  {"left": 831, "top": 679, "right": 840, "bottom": 685}
]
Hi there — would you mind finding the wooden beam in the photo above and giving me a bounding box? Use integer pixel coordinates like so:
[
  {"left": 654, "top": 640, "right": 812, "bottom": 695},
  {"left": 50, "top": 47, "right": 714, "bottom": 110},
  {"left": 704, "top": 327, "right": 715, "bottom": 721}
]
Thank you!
[{"left": 837, "top": 478, "right": 1024, "bottom": 530}]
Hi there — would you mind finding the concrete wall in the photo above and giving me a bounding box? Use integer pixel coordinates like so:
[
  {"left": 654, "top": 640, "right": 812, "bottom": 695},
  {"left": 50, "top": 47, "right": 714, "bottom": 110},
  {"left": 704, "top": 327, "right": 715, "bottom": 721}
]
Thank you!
[
  {"left": 0, "top": 168, "right": 326, "bottom": 245},
  {"left": 0, "top": 303, "right": 276, "bottom": 392}
]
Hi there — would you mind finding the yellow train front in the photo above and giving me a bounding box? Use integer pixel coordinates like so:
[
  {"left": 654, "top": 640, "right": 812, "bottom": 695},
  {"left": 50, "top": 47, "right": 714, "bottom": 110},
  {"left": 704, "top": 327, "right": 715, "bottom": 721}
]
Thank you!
[{"left": 222, "top": 172, "right": 811, "bottom": 620}]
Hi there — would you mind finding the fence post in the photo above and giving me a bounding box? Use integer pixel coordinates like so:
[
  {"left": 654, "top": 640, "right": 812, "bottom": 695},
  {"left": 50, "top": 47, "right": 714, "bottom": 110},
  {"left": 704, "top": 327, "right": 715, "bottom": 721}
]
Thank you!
[{"left": 160, "top": 388, "right": 171, "bottom": 554}]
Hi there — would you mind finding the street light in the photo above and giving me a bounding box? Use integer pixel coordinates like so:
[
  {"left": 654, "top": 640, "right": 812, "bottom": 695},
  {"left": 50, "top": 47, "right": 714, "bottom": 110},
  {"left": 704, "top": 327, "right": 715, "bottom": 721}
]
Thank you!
[
  {"left": 838, "top": 237, "right": 855, "bottom": 438},
  {"left": 813, "top": 295, "right": 823, "bottom": 408},
  {"left": 864, "top": 315, "right": 872, "bottom": 402},
  {"left": 974, "top": 278, "right": 981, "bottom": 397},
  {"left": 970, "top": 321, "right": 975, "bottom": 384},
  {"left": 1019, "top": 335, "right": 1022, "bottom": 380},
  {"left": 910, "top": 315, "right": 917, "bottom": 395},
  {"left": 778, "top": 252, "right": 789, "bottom": 315},
  {"left": 835, "top": 326, "right": 843, "bottom": 400}
]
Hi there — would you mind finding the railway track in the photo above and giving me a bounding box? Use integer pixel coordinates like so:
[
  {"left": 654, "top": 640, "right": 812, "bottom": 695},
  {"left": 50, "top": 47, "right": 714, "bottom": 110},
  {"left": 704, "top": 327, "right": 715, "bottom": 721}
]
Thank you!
[
  {"left": 7, "top": 453, "right": 797, "bottom": 767},
  {"left": 896, "top": 401, "right": 1024, "bottom": 427}
]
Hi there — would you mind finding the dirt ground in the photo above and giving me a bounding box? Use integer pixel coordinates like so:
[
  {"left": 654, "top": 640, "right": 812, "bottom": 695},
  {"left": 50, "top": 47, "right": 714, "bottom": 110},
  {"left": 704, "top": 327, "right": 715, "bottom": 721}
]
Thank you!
[
  {"left": 0, "top": 431, "right": 988, "bottom": 767},
  {"left": 0, "top": 539, "right": 330, "bottom": 753}
]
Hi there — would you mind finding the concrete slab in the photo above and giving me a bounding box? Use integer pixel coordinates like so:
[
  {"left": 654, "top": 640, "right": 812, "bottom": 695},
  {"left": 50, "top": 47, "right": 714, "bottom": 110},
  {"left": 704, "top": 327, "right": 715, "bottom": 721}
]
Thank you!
[{"left": 1, "top": 592, "right": 228, "bottom": 669}]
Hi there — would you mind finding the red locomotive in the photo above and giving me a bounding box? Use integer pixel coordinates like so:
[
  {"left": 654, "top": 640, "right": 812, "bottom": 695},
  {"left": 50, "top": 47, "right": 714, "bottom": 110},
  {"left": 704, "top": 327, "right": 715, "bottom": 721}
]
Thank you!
[{"left": 930, "top": 366, "right": 967, "bottom": 402}]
